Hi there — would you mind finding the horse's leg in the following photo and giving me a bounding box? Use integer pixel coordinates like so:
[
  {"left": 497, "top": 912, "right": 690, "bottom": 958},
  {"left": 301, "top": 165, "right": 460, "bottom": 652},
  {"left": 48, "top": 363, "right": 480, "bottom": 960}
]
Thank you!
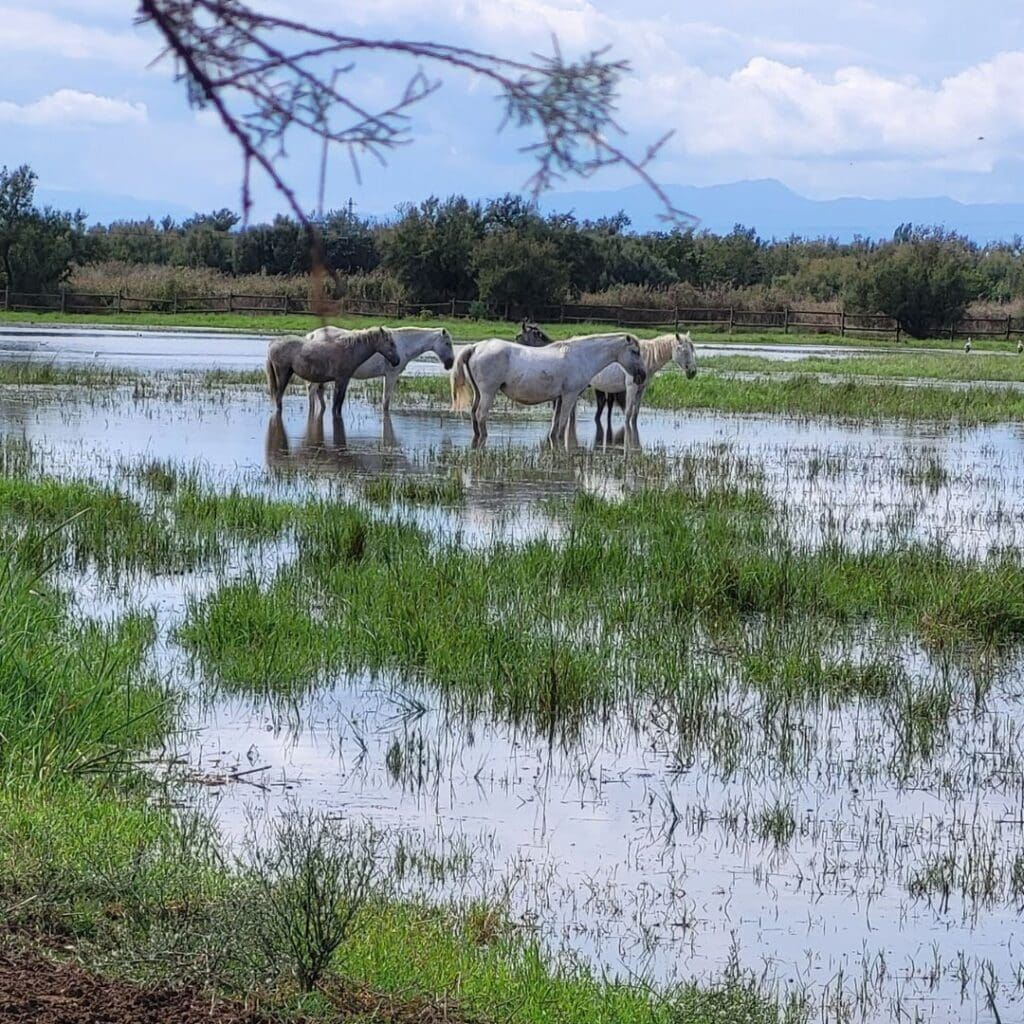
[
  {"left": 275, "top": 365, "right": 293, "bottom": 412},
  {"left": 332, "top": 376, "right": 351, "bottom": 418},
  {"left": 594, "top": 390, "right": 605, "bottom": 424},
  {"left": 473, "top": 387, "right": 496, "bottom": 438},
  {"left": 627, "top": 383, "right": 645, "bottom": 427},
  {"left": 382, "top": 371, "right": 398, "bottom": 412},
  {"left": 550, "top": 391, "right": 574, "bottom": 443}
]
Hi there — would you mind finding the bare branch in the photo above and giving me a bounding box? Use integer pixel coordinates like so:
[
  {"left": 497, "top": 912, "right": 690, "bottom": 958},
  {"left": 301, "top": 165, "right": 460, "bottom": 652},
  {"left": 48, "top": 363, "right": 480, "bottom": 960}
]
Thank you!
[{"left": 135, "top": 1, "right": 694, "bottom": 233}]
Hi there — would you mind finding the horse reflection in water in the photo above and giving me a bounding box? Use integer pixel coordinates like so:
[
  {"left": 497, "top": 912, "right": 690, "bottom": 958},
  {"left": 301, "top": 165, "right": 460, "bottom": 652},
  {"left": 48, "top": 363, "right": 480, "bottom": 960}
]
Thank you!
[
  {"left": 264, "top": 409, "right": 410, "bottom": 477},
  {"left": 594, "top": 420, "right": 641, "bottom": 449}
]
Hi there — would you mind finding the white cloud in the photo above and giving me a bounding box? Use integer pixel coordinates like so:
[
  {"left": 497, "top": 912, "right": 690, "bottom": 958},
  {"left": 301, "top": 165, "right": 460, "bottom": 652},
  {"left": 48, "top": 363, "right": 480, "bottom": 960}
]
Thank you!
[
  {"left": 0, "top": 7, "right": 153, "bottom": 68},
  {"left": 623, "top": 52, "right": 1024, "bottom": 168},
  {"left": 0, "top": 89, "right": 147, "bottom": 127}
]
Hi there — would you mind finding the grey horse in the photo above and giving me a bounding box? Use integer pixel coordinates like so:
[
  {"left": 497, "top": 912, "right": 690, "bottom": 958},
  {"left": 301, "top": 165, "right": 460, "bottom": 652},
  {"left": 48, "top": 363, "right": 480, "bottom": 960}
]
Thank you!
[{"left": 265, "top": 326, "right": 400, "bottom": 416}]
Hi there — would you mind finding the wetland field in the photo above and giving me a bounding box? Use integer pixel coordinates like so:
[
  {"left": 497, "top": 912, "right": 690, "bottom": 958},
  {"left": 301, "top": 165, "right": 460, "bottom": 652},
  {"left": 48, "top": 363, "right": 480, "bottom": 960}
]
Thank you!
[{"left": 3, "top": 321, "right": 1024, "bottom": 1023}]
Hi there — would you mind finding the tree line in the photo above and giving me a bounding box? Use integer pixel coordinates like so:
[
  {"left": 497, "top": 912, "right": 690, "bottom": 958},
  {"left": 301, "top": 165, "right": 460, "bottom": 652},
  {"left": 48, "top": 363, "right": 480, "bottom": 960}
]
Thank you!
[{"left": 5, "top": 163, "right": 1024, "bottom": 337}]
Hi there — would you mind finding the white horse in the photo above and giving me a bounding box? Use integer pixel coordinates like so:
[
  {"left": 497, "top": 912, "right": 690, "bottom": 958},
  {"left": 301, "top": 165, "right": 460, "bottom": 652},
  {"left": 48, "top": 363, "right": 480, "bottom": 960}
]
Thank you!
[
  {"left": 450, "top": 333, "right": 646, "bottom": 442},
  {"left": 589, "top": 332, "right": 697, "bottom": 429},
  {"left": 305, "top": 326, "right": 455, "bottom": 412}
]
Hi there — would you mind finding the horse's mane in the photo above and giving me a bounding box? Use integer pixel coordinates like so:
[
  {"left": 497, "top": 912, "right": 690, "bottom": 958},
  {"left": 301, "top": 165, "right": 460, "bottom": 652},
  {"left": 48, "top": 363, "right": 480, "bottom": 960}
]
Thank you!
[
  {"left": 343, "top": 325, "right": 385, "bottom": 342},
  {"left": 640, "top": 334, "right": 676, "bottom": 370}
]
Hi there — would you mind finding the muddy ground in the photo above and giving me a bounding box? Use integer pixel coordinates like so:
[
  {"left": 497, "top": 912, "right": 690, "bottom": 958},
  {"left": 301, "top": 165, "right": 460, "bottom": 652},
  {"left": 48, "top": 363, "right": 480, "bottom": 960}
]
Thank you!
[{"left": 0, "top": 950, "right": 470, "bottom": 1024}]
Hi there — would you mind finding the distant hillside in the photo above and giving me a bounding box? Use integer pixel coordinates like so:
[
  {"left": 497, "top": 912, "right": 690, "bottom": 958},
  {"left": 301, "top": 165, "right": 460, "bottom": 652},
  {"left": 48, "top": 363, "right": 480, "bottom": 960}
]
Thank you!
[
  {"left": 33, "top": 179, "right": 1024, "bottom": 244},
  {"left": 539, "top": 179, "right": 1024, "bottom": 244}
]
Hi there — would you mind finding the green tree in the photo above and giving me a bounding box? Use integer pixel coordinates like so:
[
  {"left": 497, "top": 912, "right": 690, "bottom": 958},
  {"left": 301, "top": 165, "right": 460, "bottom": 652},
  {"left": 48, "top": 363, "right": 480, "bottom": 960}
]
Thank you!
[
  {"left": 472, "top": 230, "right": 569, "bottom": 310},
  {"left": 0, "top": 165, "right": 86, "bottom": 293},
  {"left": 846, "top": 228, "right": 983, "bottom": 338},
  {"left": 382, "top": 196, "right": 484, "bottom": 302},
  {"left": 0, "top": 165, "right": 38, "bottom": 291}
]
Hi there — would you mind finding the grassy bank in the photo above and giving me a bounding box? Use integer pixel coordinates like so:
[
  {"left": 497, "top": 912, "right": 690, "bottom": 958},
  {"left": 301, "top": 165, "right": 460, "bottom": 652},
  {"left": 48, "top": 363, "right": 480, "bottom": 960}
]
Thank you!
[{"left": 703, "top": 351, "right": 1024, "bottom": 383}]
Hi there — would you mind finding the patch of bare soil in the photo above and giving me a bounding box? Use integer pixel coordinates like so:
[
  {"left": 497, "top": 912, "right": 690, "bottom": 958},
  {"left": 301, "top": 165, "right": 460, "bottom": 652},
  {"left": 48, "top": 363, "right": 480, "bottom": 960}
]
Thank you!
[
  {"left": 0, "top": 950, "right": 478, "bottom": 1024},
  {"left": 0, "top": 950, "right": 265, "bottom": 1023}
]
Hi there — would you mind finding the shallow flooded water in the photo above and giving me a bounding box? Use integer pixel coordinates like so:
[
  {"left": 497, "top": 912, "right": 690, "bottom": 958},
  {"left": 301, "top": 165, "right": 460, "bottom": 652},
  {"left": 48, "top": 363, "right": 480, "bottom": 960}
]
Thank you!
[{"left": 3, "top": 330, "right": 1024, "bottom": 1022}]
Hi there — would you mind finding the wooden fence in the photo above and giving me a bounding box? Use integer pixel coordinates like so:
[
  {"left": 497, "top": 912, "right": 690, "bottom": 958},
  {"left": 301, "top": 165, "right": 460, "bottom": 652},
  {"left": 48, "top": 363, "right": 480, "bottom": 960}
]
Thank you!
[{"left": 5, "top": 286, "right": 1024, "bottom": 345}]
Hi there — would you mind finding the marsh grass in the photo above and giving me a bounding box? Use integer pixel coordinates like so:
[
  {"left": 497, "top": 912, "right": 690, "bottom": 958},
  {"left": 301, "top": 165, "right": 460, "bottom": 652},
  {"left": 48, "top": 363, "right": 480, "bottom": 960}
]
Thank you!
[
  {"left": 0, "top": 434, "right": 34, "bottom": 478},
  {"left": 646, "top": 372, "right": 1024, "bottom": 423},
  {"left": 362, "top": 474, "right": 465, "bottom": 506},
  {"left": 177, "top": 481, "right": 1024, "bottom": 748},
  {"left": 0, "top": 475, "right": 221, "bottom": 574},
  {"left": 0, "top": 363, "right": 132, "bottom": 387},
  {"left": 173, "top": 483, "right": 295, "bottom": 542},
  {"left": 0, "top": 554, "right": 165, "bottom": 784},
  {"left": 704, "top": 351, "right": 1024, "bottom": 384}
]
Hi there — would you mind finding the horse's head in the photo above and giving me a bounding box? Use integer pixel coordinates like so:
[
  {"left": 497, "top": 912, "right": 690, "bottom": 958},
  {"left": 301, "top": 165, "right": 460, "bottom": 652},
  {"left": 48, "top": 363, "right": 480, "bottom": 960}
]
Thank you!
[
  {"left": 435, "top": 328, "right": 455, "bottom": 370},
  {"left": 674, "top": 331, "right": 697, "bottom": 379},
  {"left": 618, "top": 336, "right": 647, "bottom": 386},
  {"left": 515, "top": 320, "right": 551, "bottom": 346},
  {"left": 374, "top": 327, "right": 401, "bottom": 367}
]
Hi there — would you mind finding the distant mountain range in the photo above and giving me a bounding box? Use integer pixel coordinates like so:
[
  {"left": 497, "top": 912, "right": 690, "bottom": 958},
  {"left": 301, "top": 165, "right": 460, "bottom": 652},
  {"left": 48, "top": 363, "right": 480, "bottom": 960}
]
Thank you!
[
  {"left": 539, "top": 179, "right": 1024, "bottom": 243},
  {"left": 37, "top": 178, "right": 1024, "bottom": 244}
]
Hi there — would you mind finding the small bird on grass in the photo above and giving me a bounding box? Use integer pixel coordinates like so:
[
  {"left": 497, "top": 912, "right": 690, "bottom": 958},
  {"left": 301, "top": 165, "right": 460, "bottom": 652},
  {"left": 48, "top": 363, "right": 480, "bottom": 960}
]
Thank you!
[{"left": 964, "top": 337, "right": 972, "bottom": 353}]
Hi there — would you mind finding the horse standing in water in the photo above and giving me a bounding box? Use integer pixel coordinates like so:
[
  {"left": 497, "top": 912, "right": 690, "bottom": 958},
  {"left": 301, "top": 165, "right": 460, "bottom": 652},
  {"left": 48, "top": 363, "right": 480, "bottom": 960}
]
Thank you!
[
  {"left": 450, "top": 333, "right": 646, "bottom": 443},
  {"left": 265, "top": 327, "right": 400, "bottom": 416},
  {"left": 304, "top": 326, "right": 455, "bottom": 412},
  {"left": 590, "top": 332, "right": 698, "bottom": 429}
]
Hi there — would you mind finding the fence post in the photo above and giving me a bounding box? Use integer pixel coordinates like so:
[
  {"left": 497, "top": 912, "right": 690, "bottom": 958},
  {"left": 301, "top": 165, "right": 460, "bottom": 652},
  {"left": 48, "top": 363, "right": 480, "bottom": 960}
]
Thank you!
[
  {"left": 895, "top": 321, "right": 901, "bottom": 344},
  {"left": 840, "top": 311, "right": 846, "bottom": 338},
  {"left": 783, "top": 307, "right": 789, "bottom": 334},
  {"left": 560, "top": 304, "right": 565, "bottom": 324},
  {"left": 2, "top": 286, "right": 7, "bottom": 311},
  {"left": 1007, "top": 314, "right": 1013, "bottom": 340},
  {"left": 949, "top": 324, "right": 955, "bottom": 342},
  {"left": 451, "top": 297, "right": 456, "bottom": 318},
  {"left": 115, "top": 290, "right": 121, "bottom": 314},
  {"left": 228, "top": 292, "right": 234, "bottom": 314},
  {"left": 172, "top": 288, "right": 178, "bottom": 315},
  {"left": 60, "top": 286, "right": 66, "bottom": 314},
  {"left": 728, "top": 307, "right": 734, "bottom": 334}
]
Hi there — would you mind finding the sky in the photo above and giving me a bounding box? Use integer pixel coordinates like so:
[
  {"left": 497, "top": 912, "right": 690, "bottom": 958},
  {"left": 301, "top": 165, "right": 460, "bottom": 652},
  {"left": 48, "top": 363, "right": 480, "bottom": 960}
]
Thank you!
[{"left": 4, "top": 1, "right": 1024, "bottom": 224}]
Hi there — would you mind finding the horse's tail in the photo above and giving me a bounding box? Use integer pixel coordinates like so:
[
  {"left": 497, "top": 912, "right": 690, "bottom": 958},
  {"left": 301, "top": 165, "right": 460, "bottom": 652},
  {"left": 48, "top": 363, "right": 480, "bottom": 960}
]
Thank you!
[
  {"left": 450, "top": 344, "right": 475, "bottom": 412},
  {"left": 265, "top": 351, "right": 278, "bottom": 401}
]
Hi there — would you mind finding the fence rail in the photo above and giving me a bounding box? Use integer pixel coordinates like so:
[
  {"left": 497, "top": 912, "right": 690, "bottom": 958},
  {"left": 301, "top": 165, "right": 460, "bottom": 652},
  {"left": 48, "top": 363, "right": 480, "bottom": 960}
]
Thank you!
[{"left": 5, "top": 286, "right": 1024, "bottom": 345}]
